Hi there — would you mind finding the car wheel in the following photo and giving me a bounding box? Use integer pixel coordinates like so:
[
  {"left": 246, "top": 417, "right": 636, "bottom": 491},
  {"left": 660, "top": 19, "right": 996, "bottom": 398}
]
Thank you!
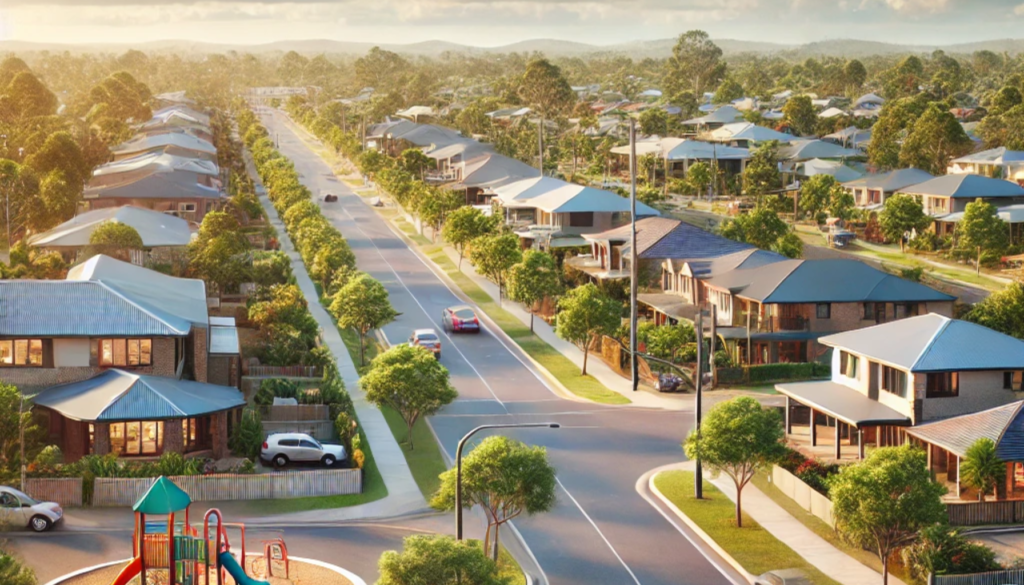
[
  {"left": 273, "top": 454, "right": 289, "bottom": 468},
  {"left": 29, "top": 516, "right": 51, "bottom": 532},
  {"left": 322, "top": 455, "right": 336, "bottom": 467}
]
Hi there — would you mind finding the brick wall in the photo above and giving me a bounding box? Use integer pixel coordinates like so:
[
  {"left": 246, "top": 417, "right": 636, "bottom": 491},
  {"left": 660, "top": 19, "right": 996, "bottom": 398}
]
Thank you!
[
  {"left": 64, "top": 419, "right": 87, "bottom": 462},
  {"left": 211, "top": 412, "right": 229, "bottom": 458},
  {"left": 192, "top": 327, "right": 208, "bottom": 383},
  {"left": 164, "top": 419, "right": 184, "bottom": 454},
  {"left": 208, "top": 355, "right": 236, "bottom": 388}
]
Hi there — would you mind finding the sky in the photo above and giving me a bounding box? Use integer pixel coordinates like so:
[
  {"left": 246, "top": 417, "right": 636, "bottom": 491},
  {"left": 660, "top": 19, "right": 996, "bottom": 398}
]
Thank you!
[{"left": 3, "top": 0, "right": 1024, "bottom": 48}]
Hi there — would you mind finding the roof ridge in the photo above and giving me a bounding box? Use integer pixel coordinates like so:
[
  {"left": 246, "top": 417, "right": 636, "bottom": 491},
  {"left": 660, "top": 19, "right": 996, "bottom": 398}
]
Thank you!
[
  {"left": 911, "top": 315, "right": 952, "bottom": 371},
  {"left": 993, "top": 401, "right": 1024, "bottom": 447},
  {"left": 139, "top": 377, "right": 188, "bottom": 417},
  {"left": 95, "top": 280, "right": 191, "bottom": 335},
  {"left": 99, "top": 370, "right": 142, "bottom": 418}
]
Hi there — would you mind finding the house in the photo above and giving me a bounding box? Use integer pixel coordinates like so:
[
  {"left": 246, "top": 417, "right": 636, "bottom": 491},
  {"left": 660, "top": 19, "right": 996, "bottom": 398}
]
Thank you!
[
  {"left": 842, "top": 168, "right": 935, "bottom": 208},
  {"left": 818, "top": 107, "right": 847, "bottom": 119},
  {"left": 681, "top": 105, "right": 744, "bottom": 130},
  {"left": 424, "top": 142, "right": 496, "bottom": 183},
  {"left": 82, "top": 167, "right": 226, "bottom": 223},
  {"left": 111, "top": 133, "right": 217, "bottom": 162},
  {"left": 823, "top": 126, "right": 872, "bottom": 150},
  {"left": 444, "top": 153, "right": 540, "bottom": 205},
  {"left": 151, "top": 105, "right": 211, "bottom": 127},
  {"left": 703, "top": 259, "right": 955, "bottom": 365},
  {"left": 934, "top": 204, "right": 1024, "bottom": 245},
  {"left": 852, "top": 93, "right": 885, "bottom": 117},
  {"left": 661, "top": 140, "right": 750, "bottom": 177},
  {"left": 776, "top": 314, "right": 1024, "bottom": 463},
  {"left": 779, "top": 140, "right": 864, "bottom": 162},
  {"left": 708, "top": 122, "right": 793, "bottom": 148},
  {"left": 363, "top": 118, "right": 417, "bottom": 150},
  {"left": 26, "top": 206, "right": 192, "bottom": 265},
  {"left": 791, "top": 159, "right": 864, "bottom": 184},
  {"left": 137, "top": 122, "right": 214, "bottom": 145},
  {"left": 1, "top": 255, "right": 243, "bottom": 461},
  {"left": 897, "top": 173, "right": 1024, "bottom": 236},
  {"left": 948, "top": 148, "right": 1024, "bottom": 182},
  {"left": 89, "top": 151, "right": 220, "bottom": 190}
]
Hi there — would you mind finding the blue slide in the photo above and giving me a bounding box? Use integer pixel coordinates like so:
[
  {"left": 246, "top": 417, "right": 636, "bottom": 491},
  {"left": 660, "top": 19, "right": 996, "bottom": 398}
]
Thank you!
[{"left": 218, "top": 550, "right": 270, "bottom": 585}]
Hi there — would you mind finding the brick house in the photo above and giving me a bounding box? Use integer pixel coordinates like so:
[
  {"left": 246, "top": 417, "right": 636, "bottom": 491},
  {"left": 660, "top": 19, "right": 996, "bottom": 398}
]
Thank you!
[
  {"left": 0, "top": 255, "right": 242, "bottom": 461},
  {"left": 81, "top": 167, "right": 226, "bottom": 224},
  {"left": 841, "top": 167, "right": 934, "bottom": 208},
  {"left": 897, "top": 173, "right": 1024, "bottom": 237}
]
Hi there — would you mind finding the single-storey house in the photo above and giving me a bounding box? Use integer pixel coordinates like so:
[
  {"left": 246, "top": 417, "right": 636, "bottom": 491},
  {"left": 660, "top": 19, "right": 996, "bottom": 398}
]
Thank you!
[
  {"left": 948, "top": 148, "right": 1024, "bottom": 183},
  {"left": 842, "top": 167, "right": 935, "bottom": 208},
  {"left": 779, "top": 140, "right": 864, "bottom": 162},
  {"left": 82, "top": 167, "right": 226, "bottom": 223},
  {"left": 708, "top": 122, "right": 793, "bottom": 148}
]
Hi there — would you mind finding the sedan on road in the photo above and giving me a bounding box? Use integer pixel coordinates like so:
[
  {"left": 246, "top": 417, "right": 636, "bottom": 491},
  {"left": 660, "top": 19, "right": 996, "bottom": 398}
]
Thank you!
[
  {"left": 442, "top": 305, "right": 480, "bottom": 333},
  {"left": 0, "top": 487, "right": 62, "bottom": 532},
  {"left": 409, "top": 328, "right": 442, "bottom": 358}
]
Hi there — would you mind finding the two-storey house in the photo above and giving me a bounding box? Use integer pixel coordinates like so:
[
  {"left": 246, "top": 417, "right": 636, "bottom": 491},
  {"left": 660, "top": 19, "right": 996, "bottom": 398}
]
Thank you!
[
  {"left": 897, "top": 173, "right": 1024, "bottom": 237},
  {"left": 841, "top": 167, "right": 934, "bottom": 208},
  {"left": 81, "top": 166, "right": 225, "bottom": 223}
]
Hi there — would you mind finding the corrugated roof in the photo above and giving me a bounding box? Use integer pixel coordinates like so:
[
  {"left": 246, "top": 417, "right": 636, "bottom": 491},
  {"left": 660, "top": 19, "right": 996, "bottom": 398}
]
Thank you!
[
  {"left": 92, "top": 151, "right": 219, "bottom": 178},
  {"left": 710, "top": 122, "right": 794, "bottom": 144},
  {"left": 27, "top": 206, "right": 192, "bottom": 249},
  {"left": 152, "top": 105, "right": 210, "bottom": 126},
  {"left": 455, "top": 154, "right": 540, "bottom": 189},
  {"left": 83, "top": 169, "right": 222, "bottom": 201},
  {"left": 391, "top": 124, "right": 467, "bottom": 150},
  {"left": 951, "top": 147, "right": 1024, "bottom": 165},
  {"left": 112, "top": 133, "right": 216, "bottom": 157},
  {"left": 820, "top": 314, "right": 1024, "bottom": 372},
  {"left": 776, "top": 380, "right": 910, "bottom": 427},
  {"left": 683, "top": 248, "right": 787, "bottom": 278},
  {"left": 583, "top": 217, "right": 680, "bottom": 248},
  {"left": 665, "top": 141, "right": 750, "bottom": 161},
  {"left": 780, "top": 140, "right": 864, "bottom": 161},
  {"left": 526, "top": 184, "right": 659, "bottom": 215},
  {"left": 426, "top": 141, "right": 494, "bottom": 161},
  {"left": 493, "top": 176, "right": 569, "bottom": 204},
  {"left": 937, "top": 203, "right": 1024, "bottom": 224},
  {"left": 906, "top": 401, "right": 1024, "bottom": 459},
  {"left": 842, "top": 167, "right": 934, "bottom": 192},
  {"left": 898, "top": 173, "right": 1024, "bottom": 199},
  {"left": 32, "top": 369, "right": 245, "bottom": 422}
]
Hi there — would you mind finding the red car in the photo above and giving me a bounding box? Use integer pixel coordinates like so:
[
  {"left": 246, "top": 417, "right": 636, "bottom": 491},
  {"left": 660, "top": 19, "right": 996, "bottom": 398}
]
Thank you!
[{"left": 442, "top": 305, "right": 480, "bottom": 333}]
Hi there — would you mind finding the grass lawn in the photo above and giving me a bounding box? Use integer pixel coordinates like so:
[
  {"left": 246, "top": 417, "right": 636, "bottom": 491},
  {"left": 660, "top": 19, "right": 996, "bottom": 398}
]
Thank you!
[
  {"left": 750, "top": 471, "right": 913, "bottom": 584},
  {"left": 420, "top": 243, "right": 629, "bottom": 405},
  {"left": 654, "top": 471, "right": 841, "bottom": 585},
  {"left": 392, "top": 216, "right": 434, "bottom": 246},
  {"left": 380, "top": 405, "right": 448, "bottom": 499}
]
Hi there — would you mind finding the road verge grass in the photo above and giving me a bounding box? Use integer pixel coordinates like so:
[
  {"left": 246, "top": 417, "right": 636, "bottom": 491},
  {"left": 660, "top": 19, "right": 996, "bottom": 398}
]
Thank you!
[{"left": 654, "top": 470, "right": 841, "bottom": 585}]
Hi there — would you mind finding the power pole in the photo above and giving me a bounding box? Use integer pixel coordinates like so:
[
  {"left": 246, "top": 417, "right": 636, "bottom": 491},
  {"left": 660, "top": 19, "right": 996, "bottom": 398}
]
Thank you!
[
  {"left": 694, "top": 313, "right": 704, "bottom": 499},
  {"left": 629, "top": 119, "right": 639, "bottom": 392},
  {"left": 538, "top": 116, "right": 545, "bottom": 174}
]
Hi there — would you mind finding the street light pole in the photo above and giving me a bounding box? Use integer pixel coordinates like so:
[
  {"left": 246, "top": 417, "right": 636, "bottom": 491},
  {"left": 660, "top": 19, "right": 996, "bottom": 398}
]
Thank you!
[
  {"left": 629, "top": 119, "right": 639, "bottom": 392},
  {"left": 455, "top": 422, "right": 560, "bottom": 540},
  {"left": 694, "top": 314, "right": 704, "bottom": 499}
]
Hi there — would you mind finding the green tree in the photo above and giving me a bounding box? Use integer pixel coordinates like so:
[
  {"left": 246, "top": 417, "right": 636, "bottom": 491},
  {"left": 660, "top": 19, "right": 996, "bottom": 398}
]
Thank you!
[
  {"left": 329, "top": 273, "right": 399, "bottom": 366},
  {"left": 720, "top": 205, "right": 792, "bottom": 253},
  {"left": 798, "top": 174, "right": 841, "bottom": 220},
  {"left": 518, "top": 58, "right": 575, "bottom": 169},
  {"left": 829, "top": 188, "right": 856, "bottom": 222},
  {"left": 665, "top": 30, "right": 725, "bottom": 98},
  {"left": 187, "top": 211, "right": 250, "bottom": 295},
  {"left": 960, "top": 438, "right": 1005, "bottom": 502},
  {"left": 24, "top": 131, "right": 89, "bottom": 186},
  {"left": 417, "top": 186, "right": 464, "bottom": 241},
  {"left": 956, "top": 198, "right": 1009, "bottom": 274},
  {"left": 433, "top": 435, "right": 557, "bottom": 561},
  {"left": 399, "top": 148, "right": 433, "bottom": 179},
  {"left": 685, "top": 162, "right": 713, "bottom": 196},
  {"left": 712, "top": 78, "right": 744, "bottom": 105},
  {"left": 86, "top": 222, "right": 143, "bottom": 261},
  {"left": 830, "top": 445, "right": 947, "bottom": 585},
  {"left": 555, "top": 283, "right": 621, "bottom": 375},
  {"left": 507, "top": 250, "right": 562, "bottom": 331},
  {"left": 868, "top": 94, "right": 929, "bottom": 170},
  {"left": 742, "top": 140, "right": 782, "bottom": 197},
  {"left": 964, "top": 281, "right": 1024, "bottom": 338},
  {"left": 469, "top": 233, "right": 522, "bottom": 304},
  {"left": 898, "top": 105, "right": 973, "bottom": 175},
  {"left": 228, "top": 407, "right": 264, "bottom": 461},
  {"left": 844, "top": 60, "right": 867, "bottom": 93},
  {"left": 782, "top": 95, "right": 816, "bottom": 136},
  {"left": 310, "top": 245, "right": 356, "bottom": 292},
  {"left": 33, "top": 170, "right": 81, "bottom": 231},
  {"left": 901, "top": 525, "right": 1001, "bottom": 582},
  {"left": 361, "top": 344, "right": 457, "bottom": 450},
  {"left": 637, "top": 321, "right": 695, "bottom": 362},
  {"left": 443, "top": 206, "right": 497, "bottom": 268},
  {"left": 638, "top": 107, "right": 668, "bottom": 137},
  {"left": 683, "top": 397, "right": 786, "bottom": 527},
  {"left": 878, "top": 194, "right": 931, "bottom": 252},
  {"left": 5, "top": 71, "right": 57, "bottom": 119},
  {"left": 376, "top": 535, "right": 511, "bottom": 585}
]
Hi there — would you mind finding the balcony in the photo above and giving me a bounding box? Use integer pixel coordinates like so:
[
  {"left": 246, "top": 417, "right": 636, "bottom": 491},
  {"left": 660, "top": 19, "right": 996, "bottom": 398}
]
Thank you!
[{"left": 774, "top": 316, "right": 810, "bottom": 332}]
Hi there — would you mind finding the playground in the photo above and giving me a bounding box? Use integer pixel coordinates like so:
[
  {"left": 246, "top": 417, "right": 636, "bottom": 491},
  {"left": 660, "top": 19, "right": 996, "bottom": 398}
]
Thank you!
[{"left": 49, "top": 477, "right": 361, "bottom": 585}]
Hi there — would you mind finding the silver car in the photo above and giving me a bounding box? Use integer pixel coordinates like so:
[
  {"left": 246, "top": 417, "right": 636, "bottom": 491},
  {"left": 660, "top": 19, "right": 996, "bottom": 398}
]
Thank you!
[
  {"left": 0, "top": 486, "right": 62, "bottom": 532},
  {"left": 261, "top": 433, "right": 347, "bottom": 468}
]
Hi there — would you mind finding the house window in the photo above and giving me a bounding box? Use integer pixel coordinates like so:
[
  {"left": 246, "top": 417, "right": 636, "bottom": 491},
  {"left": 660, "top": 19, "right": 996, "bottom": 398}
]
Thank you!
[
  {"left": 882, "top": 365, "right": 907, "bottom": 398},
  {"left": 109, "top": 421, "right": 164, "bottom": 456},
  {"left": 99, "top": 339, "right": 152, "bottom": 367},
  {"left": 926, "top": 372, "right": 959, "bottom": 398},
  {"left": 816, "top": 303, "right": 831, "bottom": 319},
  {"left": 1005, "top": 371, "right": 1023, "bottom": 391},
  {"left": 178, "top": 202, "right": 197, "bottom": 213},
  {"left": 840, "top": 351, "right": 859, "bottom": 379},
  {"left": 0, "top": 339, "right": 43, "bottom": 367},
  {"left": 182, "top": 417, "right": 211, "bottom": 453},
  {"left": 568, "top": 212, "right": 594, "bottom": 227},
  {"left": 863, "top": 303, "right": 873, "bottom": 319}
]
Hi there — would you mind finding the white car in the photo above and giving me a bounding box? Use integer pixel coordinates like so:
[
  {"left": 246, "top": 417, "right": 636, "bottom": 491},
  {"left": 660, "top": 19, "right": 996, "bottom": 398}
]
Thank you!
[
  {"left": 260, "top": 433, "right": 347, "bottom": 468},
  {"left": 0, "top": 487, "right": 62, "bottom": 532},
  {"left": 408, "top": 328, "right": 442, "bottom": 358}
]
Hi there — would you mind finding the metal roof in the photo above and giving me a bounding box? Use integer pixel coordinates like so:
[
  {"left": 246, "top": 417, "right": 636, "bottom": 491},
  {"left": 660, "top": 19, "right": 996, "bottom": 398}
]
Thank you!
[
  {"left": 780, "top": 140, "right": 864, "bottom": 161},
  {"left": 589, "top": 217, "right": 757, "bottom": 261},
  {"left": 776, "top": 380, "right": 911, "bottom": 427},
  {"left": 937, "top": 203, "right": 1024, "bottom": 224},
  {"left": 820, "top": 314, "right": 1024, "bottom": 372},
  {"left": 677, "top": 248, "right": 787, "bottom": 279},
  {"left": 152, "top": 104, "right": 210, "bottom": 126},
  {"left": 112, "top": 132, "right": 216, "bottom": 157},
  {"left": 907, "top": 402, "right": 1024, "bottom": 459},
  {"left": 32, "top": 369, "right": 245, "bottom": 422},
  {"left": 704, "top": 259, "right": 954, "bottom": 304},
  {"left": 27, "top": 206, "right": 192, "bottom": 249},
  {"left": 636, "top": 293, "right": 701, "bottom": 321},
  {"left": 842, "top": 167, "right": 934, "bottom": 192},
  {"left": 493, "top": 176, "right": 571, "bottom": 204},
  {"left": 798, "top": 158, "right": 864, "bottom": 183},
  {"left": 454, "top": 154, "right": 540, "bottom": 190},
  {"left": 665, "top": 141, "right": 750, "bottom": 161},
  {"left": 853, "top": 93, "right": 885, "bottom": 108},
  {"left": 709, "top": 122, "right": 794, "bottom": 144},
  {"left": 525, "top": 184, "right": 659, "bottom": 215},
  {"left": 898, "top": 173, "right": 1024, "bottom": 199},
  {"left": 425, "top": 141, "right": 494, "bottom": 161},
  {"left": 83, "top": 169, "right": 222, "bottom": 201},
  {"left": 391, "top": 124, "right": 467, "bottom": 150},
  {"left": 951, "top": 147, "right": 1024, "bottom": 165},
  {"left": 92, "top": 151, "right": 219, "bottom": 178},
  {"left": 682, "top": 105, "right": 744, "bottom": 125}
]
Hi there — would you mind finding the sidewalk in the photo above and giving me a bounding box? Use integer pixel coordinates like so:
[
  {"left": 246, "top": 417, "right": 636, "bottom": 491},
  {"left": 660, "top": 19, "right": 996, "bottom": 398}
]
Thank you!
[
  {"left": 243, "top": 150, "right": 427, "bottom": 522},
  {"left": 660, "top": 461, "right": 905, "bottom": 585}
]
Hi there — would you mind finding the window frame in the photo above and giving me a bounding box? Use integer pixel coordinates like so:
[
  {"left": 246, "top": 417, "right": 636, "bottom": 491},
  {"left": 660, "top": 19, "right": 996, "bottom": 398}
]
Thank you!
[
  {"left": 926, "top": 372, "right": 959, "bottom": 399},
  {"left": 567, "top": 212, "right": 594, "bottom": 227},
  {"left": 815, "top": 303, "right": 831, "bottom": 319},
  {"left": 881, "top": 365, "right": 908, "bottom": 398},
  {"left": 0, "top": 339, "right": 44, "bottom": 367},
  {"left": 108, "top": 421, "right": 164, "bottom": 457},
  {"left": 840, "top": 350, "right": 859, "bottom": 379},
  {"left": 98, "top": 339, "right": 153, "bottom": 367}
]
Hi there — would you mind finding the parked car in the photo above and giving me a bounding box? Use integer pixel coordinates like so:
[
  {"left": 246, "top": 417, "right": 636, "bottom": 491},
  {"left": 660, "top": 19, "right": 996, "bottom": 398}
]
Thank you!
[
  {"left": 442, "top": 305, "right": 480, "bottom": 333},
  {"left": 755, "top": 569, "right": 811, "bottom": 585},
  {"left": 654, "top": 372, "right": 684, "bottom": 393},
  {"left": 0, "top": 487, "right": 62, "bottom": 532},
  {"left": 409, "top": 328, "right": 442, "bottom": 358},
  {"left": 261, "top": 433, "right": 347, "bottom": 468},
  {"left": 320, "top": 193, "right": 338, "bottom": 202}
]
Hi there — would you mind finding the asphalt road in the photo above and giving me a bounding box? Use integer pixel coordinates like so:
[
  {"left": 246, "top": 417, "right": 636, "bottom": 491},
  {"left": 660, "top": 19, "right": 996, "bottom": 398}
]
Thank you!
[{"left": 257, "top": 108, "right": 743, "bottom": 585}]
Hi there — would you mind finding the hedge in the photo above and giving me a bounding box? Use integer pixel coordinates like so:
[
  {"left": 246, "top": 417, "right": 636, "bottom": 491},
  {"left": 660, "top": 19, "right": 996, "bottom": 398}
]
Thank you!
[{"left": 716, "top": 362, "right": 830, "bottom": 385}]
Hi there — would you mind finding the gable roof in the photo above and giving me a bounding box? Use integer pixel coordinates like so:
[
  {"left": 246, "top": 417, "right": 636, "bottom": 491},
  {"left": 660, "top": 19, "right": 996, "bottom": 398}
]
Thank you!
[
  {"left": 951, "top": 147, "right": 1024, "bottom": 166},
  {"left": 526, "top": 184, "right": 659, "bottom": 215},
  {"left": 585, "top": 217, "right": 757, "bottom": 260},
  {"left": 798, "top": 158, "right": 864, "bottom": 183},
  {"left": 112, "top": 133, "right": 216, "bottom": 157},
  {"left": 683, "top": 105, "right": 743, "bottom": 125},
  {"left": 26, "top": 206, "right": 192, "bottom": 249},
  {"left": 898, "top": 173, "right": 1024, "bottom": 199},
  {"left": 492, "top": 176, "right": 570, "bottom": 204},
  {"left": 842, "top": 167, "right": 935, "bottom": 192},
  {"left": 83, "top": 169, "right": 222, "bottom": 201},
  {"left": 454, "top": 154, "right": 540, "bottom": 189},
  {"left": 665, "top": 140, "right": 750, "bottom": 161},
  {"left": 33, "top": 369, "right": 245, "bottom": 423},
  {"left": 709, "top": 122, "right": 794, "bottom": 144},
  {"left": 820, "top": 313, "right": 1024, "bottom": 372},
  {"left": 780, "top": 140, "right": 864, "bottom": 161},
  {"left": 680, "top": 248, "right": 786, "bottom": 278},
  {"left": 391, "top": 124, "right": 468, "bottom": 151},
  {"left": 93, "top": 151, "right": 219, "bottom": 178},
  {"left": 705, "top": 259, "right": 954, "bottom": 305},
  {"left": 906, "top": 401, "right": 1024, "bottom": 460}
]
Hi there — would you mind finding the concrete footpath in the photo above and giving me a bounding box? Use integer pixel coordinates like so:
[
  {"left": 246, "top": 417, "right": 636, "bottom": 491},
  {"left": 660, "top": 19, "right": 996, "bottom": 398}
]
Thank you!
[
  {"left": 653, "top": 461, "right": 905, "bottom": 585},
  {"left": 243, "top": 150, "right": 427, "bottom": 523}
]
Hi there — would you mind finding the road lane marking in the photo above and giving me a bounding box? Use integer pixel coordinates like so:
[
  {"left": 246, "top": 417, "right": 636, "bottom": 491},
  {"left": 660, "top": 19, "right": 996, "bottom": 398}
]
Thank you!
[
  {"left": 555, "top": 477, "right": 643, "bottom": 585},
  {"left": 341, "top": 207, "right": 508, "bottom": 412}
]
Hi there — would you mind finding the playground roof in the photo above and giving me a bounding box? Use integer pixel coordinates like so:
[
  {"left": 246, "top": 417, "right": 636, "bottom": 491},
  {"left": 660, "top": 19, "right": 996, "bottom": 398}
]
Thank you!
[{"left": 134, "top": 476, "right": 191, "bottom": 514}]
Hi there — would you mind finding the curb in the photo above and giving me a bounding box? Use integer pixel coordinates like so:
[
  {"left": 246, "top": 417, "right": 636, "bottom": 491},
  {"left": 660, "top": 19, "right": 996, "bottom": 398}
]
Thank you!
[
  {"left": 43, "top": 558, "right": 129, "bottom": 585},
  {"left": 648, "top": 471, "right": 756, "bottom": 584}
]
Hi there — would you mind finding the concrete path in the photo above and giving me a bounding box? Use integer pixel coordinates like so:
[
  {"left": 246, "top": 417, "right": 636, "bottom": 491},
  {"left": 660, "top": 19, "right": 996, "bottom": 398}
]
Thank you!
[
  {"left": 661, "top": 461, "right": 904, "bottom": 585},
  {"left": 243, "top": 150, "right": 427, "bottom": 522}
]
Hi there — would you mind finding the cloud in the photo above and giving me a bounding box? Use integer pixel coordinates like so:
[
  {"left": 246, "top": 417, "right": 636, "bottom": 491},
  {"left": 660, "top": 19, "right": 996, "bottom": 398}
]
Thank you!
[{"left": 880, "top": 0, "right": 951, "bottom": 13}]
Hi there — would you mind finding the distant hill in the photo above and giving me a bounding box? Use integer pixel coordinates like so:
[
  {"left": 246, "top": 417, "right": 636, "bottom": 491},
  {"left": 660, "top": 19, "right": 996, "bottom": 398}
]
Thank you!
[{"left": 1, "top": 36, "right": 1023, "bottom": 58}]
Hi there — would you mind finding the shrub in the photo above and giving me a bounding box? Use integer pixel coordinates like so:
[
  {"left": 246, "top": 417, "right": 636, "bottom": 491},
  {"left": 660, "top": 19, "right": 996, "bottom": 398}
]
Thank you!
[
  {"left": 334, "top": 412, "right": 357, "bottom": 455},
  {"left": 229, "top": 408, "right": 265, "bottom": 461},
  {"left": 235, "top": 459, "right": 257, "bottom": 474},
  {"left": 34, "top": 445, "right": 63, "bottom": 466},
  {"left": 0, "top": 548, "right": 35, "bottom": 585},
  {"left": 794, "top": 459, "right": 840, "bottom": 495},
  {"left": 352, "top": 449, "right": 365, "bottom": 469},
  {"left": 899, "top": 266, "right": 924, "bottom": 282},
  {"left": 902, "top": 525, "right": 1001, "bottom": 582},
  {"left": 260, "top": 378, "right": 299, "bottom": 400}
]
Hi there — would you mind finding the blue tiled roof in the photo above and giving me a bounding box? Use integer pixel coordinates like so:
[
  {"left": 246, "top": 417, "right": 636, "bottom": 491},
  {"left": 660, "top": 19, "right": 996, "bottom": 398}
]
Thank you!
[
  {"left": 899, "top": 173, "right": 1024, "bottom": 199},
  {"left": 642, "top": 221, "right": 755, "bottom": 260}
]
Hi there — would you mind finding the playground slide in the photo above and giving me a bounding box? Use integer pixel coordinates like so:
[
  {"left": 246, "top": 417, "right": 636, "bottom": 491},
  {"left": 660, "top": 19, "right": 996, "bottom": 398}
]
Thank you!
[
  {"left": 109, "top": 557, "right": 141, "bottom": 585},
  {"left": 218, "top": 550, "right": 271, "bottom": 585}
]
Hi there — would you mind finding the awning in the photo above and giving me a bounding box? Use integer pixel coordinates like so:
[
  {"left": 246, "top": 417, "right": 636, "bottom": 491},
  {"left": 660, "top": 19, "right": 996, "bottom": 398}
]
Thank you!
[
  {"left": 776, "top": 380, "right": 912, "bottom": 427},
  {"left": 717, "top": 327, "right": 823, "bottom": 342},
  {"left": 549, "top": 236, "right": 588, "bottom": 248},
  {"left": 637, "top": 293, "right": 701, "bottom": 321}
]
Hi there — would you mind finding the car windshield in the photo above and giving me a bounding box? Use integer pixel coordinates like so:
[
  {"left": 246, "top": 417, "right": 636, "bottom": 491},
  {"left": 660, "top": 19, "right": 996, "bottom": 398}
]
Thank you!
[
  {"left": 417, "top": 333, "right": 439, "bottom": 341},
  {"left": 454, "top": 309, "right": 476, "bottom": 319},
  {"left": 8, "top": 489, "right": 36, "bottom": 506}
]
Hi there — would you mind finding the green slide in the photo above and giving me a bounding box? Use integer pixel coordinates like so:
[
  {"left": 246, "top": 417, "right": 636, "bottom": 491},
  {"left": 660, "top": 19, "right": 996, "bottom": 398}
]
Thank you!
[{"left": 218, "top": 550, "right": 270, "bottom": 585}]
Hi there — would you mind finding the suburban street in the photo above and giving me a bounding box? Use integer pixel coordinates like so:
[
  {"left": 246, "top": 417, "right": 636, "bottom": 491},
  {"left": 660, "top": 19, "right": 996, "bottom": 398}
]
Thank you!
[{"left": 255, "top": 108, "right": 743, "bottom": 585}]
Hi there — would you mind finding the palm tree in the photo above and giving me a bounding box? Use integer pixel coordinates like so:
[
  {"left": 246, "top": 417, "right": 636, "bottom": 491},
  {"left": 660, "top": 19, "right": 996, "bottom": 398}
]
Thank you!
[{"left": 960, "top": 438, "right": 1005, "bottom": 502}]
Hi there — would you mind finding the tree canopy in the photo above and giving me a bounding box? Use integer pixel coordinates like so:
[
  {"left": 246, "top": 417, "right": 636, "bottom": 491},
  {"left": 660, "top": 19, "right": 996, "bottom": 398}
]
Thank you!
[
  {"left": 329, "top": 273, "right": 399, "bottom": 366},
  {"left": 376, "top": 535, "right": 511, "bottom": 585},
  {"left": 555, "top": 283, "right": 621, "bottom": 375}
]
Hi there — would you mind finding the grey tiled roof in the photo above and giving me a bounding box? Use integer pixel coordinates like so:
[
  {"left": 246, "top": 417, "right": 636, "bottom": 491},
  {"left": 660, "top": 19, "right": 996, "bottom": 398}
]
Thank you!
[
  {"left": 898, "top": 173, "right": 1024, "bottom": 199},
  {"left": 587, "top": 217, "right": 757, "bottom": 261},
  {"left": 33, "top": 369, "right": 245, "bottom": 422},
  {"left": 906, "top": 401, "right": 1024, "bottom": 459}
]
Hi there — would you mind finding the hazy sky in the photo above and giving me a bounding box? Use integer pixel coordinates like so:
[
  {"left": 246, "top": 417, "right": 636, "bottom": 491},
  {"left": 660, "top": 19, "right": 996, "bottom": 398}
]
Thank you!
[{"left": 3, "top": 0, "right": 1024, "bottom": 47}]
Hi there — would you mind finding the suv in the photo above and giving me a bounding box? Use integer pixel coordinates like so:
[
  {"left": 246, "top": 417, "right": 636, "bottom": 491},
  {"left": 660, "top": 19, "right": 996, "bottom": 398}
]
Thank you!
[
  {"left": 261, "top": 433, "right": 347, "bottom": 468},
  {"left": 0, "top": 487, "right": 62, "bottom": 532}
]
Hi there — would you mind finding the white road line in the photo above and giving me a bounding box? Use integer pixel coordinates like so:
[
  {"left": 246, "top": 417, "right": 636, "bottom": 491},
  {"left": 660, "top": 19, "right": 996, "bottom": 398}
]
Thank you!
[
  {"left": 342, "top": 207, "right": 508, "bottom": 411},
  {"left": 555, "top": 477, "right": 643, "bottom": 585}
]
